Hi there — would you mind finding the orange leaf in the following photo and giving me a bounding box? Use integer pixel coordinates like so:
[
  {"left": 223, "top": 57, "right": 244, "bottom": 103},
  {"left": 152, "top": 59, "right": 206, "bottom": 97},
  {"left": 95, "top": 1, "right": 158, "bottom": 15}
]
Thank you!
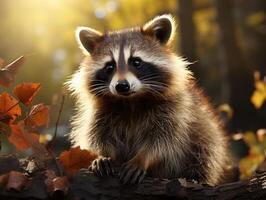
[
  {"left": 0, "top": 92, "right": 21, "bottom": 124},
  {"left": 0, "top": 56, "right": 25, "bottom": 87},
  {"left": 59, "top": 146, "right": 98, "bottom": 176},
  {"left": 13, "top": 83, "right": 41, "bottom": 106},
  {"left": 25, "top": 103, "right": 50, "bottom": 128},
  {"left": 8, "top": 121, "right": 40, "bottom": 150}
]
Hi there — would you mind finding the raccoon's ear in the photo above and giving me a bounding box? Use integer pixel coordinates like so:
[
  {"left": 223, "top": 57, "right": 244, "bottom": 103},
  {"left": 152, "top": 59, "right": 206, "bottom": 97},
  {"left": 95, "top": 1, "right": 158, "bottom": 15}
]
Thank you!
[
  {"left": 75, "top": 26, "right": 103, "bottom": 55},
  {"left": 141, "top": 14, "right": 176, "bottom": 45}
]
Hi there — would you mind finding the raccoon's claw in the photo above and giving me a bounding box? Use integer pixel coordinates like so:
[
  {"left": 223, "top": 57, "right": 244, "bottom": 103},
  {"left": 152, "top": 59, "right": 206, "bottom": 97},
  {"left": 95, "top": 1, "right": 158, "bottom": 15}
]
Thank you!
[
  {"left": 120, "top": 164, "right": 146, "bottom": 184},
  {"left": 90, "top": 157, "right": 114, "bottom": 176}
]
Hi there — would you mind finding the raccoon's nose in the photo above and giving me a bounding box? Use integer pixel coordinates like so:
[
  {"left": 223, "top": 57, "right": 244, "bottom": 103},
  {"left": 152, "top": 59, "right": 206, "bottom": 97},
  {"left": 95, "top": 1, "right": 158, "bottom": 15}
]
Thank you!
[{"left": 115, "top": 80, "right": 130, "bottom": 94}]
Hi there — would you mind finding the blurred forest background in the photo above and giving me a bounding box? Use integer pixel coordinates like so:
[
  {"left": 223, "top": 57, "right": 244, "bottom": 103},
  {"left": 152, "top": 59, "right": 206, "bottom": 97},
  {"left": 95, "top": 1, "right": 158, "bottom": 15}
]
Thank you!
[{"left": 0, "top": 0, "right": 265, "bottom": 179}]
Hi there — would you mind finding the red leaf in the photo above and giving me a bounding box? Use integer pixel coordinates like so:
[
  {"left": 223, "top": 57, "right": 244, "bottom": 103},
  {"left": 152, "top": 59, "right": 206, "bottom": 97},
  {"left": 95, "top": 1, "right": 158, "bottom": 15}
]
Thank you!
[
  {"left": 0, "top": 173, "right": 9, "bottom": 186},
  {"left": 45, "top": 169, "right": 57, "bottom": 180},
  {"left": 25, "top": 104, "right": 50, "bottom": 128},
  {"left": 8, "top": 121, "right": 40, "bottom": 150},
  {"left": 13, "top": 83, "right": 41, "bottom": 106},
  {"left": 0, "top": 56, "right": 25, "bottom": 87},
  {"left": 6, "top": 171, "right": 28, "bottom": 191},
  {"left": 45, "top": 171, "right": 69, "bottom": 196},
  {"left": 52, "top": 176, "right": 69, "bottom": 195},
  {"left": 0, "top": 92, "right": 21, "bottom": 124},
  {"left": 59, "top": 146, "right": 98, "bottom": 176},
  {"left": 44, "top": 169, "right": 56, "bottom": 192},
  {"left": 0, "top": 171, "right": 28, "bottom": 191}
]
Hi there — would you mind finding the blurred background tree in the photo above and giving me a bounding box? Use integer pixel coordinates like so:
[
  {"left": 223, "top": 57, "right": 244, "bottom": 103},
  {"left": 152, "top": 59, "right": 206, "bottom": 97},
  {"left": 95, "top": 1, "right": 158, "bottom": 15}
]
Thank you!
[{"left": 0, "top": 0, "right": 265, "bottom": 176}]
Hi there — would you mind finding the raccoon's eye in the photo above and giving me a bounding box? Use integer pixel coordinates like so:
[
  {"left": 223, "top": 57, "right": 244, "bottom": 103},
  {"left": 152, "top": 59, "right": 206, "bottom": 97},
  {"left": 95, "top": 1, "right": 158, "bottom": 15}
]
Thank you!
[
  {"left": 104, "top": 61, "right": 116, "bottom": 73},
  {"left": 130, "top": 57, "right": 142, "bottom": 68}
]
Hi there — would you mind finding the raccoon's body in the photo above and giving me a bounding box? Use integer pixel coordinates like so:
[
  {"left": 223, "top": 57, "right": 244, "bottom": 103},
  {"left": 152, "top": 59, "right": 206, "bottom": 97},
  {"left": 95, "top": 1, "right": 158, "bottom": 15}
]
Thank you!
[{"left": 68, "top": 15, "right": 227, "bottom": 185}]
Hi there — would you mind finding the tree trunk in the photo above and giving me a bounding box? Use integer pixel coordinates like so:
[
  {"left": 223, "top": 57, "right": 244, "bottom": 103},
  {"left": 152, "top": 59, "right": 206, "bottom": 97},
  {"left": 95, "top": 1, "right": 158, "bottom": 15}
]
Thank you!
[
  {"left": 177, "top": 0, "right": 202, "bottom": 81},
  {"left": 215, "top": 0, "right": 256, "bottom": 131},
  {"left": 236, "top": 0, "right": 266, "bottom": 128},
  {"left": 236, "top": 0, "right": 266, "bottom": 75}
]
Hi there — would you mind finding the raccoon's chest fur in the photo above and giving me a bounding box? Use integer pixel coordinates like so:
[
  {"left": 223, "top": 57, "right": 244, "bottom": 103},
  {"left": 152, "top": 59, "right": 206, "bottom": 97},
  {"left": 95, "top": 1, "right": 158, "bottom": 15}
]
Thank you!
[
  {"left": 105, "top": 113, "right": 143, "bottom": 162},
  {"left": 90, "top": 99, "right": 177, "bottom": 164}
]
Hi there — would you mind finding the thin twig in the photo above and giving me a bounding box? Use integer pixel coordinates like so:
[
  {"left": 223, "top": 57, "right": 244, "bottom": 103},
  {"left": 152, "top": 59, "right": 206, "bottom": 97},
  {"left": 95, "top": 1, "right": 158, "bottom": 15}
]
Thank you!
[
  {"left": 44, "top": 94, "right": 65, "bottom": 176},
  {"left": 50, "top": 95, "right": 65, "bottom": 149},
  {"left": 46, "top": 147, "right": 64, "bottom": 176}
]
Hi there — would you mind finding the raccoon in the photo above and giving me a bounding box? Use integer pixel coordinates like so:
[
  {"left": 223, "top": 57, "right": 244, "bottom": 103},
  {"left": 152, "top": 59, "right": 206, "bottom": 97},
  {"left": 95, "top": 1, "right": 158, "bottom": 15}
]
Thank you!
[{"left": 68, "top": 14, "right": 227, "bottom": 185}]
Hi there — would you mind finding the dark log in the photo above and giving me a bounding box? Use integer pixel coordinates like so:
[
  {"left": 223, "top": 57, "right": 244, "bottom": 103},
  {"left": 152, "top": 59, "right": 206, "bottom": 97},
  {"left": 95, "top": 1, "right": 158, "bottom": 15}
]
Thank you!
[
  {"left": 70, "top": 170, "right": 266, "bottom": 200},
  {"left": 0, "top": 155, "right": 266, "bottom": 200}
]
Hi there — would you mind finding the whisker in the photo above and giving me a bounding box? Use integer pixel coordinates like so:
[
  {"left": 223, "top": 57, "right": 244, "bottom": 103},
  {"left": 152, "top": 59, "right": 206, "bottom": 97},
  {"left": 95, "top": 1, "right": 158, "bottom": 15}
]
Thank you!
[
  {"left": 142, "top": 81, "right": 168, "bottom": 89},
  {"left": 89, "top": 84, "right": 107, "bottom": 88},
  {"left": 139, "top": 74, "right": 161, "bottom": 80},
  {"left": 142, "top": 81, "right": 168, "bottom": 87},
  {"left": 142, "top": 84, "right": 167, "bottom": 100},
  {"left": 94, "top": 88, "right": 109, "bottom": 97},
  {"left": 140, "top": 76, "right": 160, "bottom": 81},
  {"left": 146, "top": 84, "right": 167, "bottom": 89},
  {"left": 89, "top": 85, "right": 107, "bottom": 89},
  {"left": 89, "top": 86, "right": 108, "bottom": 93},
  {"left": 91, "top": 80, "right": 106, "bottom": 83}
]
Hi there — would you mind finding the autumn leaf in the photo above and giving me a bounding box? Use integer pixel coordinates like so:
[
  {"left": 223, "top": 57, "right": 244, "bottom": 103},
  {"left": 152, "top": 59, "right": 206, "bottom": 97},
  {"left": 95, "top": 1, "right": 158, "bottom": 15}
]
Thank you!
[
  {"left": 59, "top": 146, "right": 98, "bottom": 176},
  {"left": 0, "top": 56, "right": 26, "bottom": 87},
  {"left": 8, "top": 121, "right": 40, "bottom": 151},
  {"left": 6, "top": 171, "right": 28, "bottom": 191},
  {"left": 257, "top": 129, "right": 266, "bottom": 144},
  {"left": 239, "top": 149, "right": 265, "bottom": 179},
  {"left": 13, "top": 83, "right": 41, "bottom": 106},
  {"left": 9, "top": 120, "right": 51, "bottom": 161},
  {"left": 39, "top": 134, "right": 53, "bottom": 144},
  {"left": 251, "top": 86, "right": 266, "bottom": 109},
  {"left": 0, "top": 92, "right": 21, "bottom": 124},
  {"left": 44, "top": 170, "right": 69, "bottom": 196},
  {"left": 239, "top": 130, "right": 266, "bottom": 179},
  {"left": 0, "top": 173, "right": 9, "bottom": 186},
  {"left": 25, "top": 103, "right": 50, "bottom": 128},
  {"left": 0, "top": 171, "right": 28, "bottom": 191},
  {"left": 51, "top": 176, "right": 69, "bottom": 195},
  {"left": 251, "top": 71, "right": 266, "bottom": 109},
  {"left": 243, "top": 131, "right": 258, "bottom": 146},
  {"left": 44, "top": 169, "right": 56, "bottom": 192},
  {"left": 218, "top": 103, "right": 233, "bottom": 119}
]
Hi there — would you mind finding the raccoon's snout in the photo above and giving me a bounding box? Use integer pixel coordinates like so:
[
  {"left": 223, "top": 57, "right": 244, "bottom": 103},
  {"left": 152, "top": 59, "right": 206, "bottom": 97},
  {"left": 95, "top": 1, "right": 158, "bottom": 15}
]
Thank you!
[
  {"left": 109, "top": 72, "right": 142, "bottom": 96},
  {"left": 115, "top": 80, "right": 130, "bottom": 94}
]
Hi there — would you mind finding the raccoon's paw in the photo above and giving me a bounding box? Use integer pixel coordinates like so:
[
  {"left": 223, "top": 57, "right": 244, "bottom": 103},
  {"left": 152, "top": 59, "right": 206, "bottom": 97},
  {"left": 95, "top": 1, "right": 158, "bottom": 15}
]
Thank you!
[
  {"left": 89, "top": 157, "right": 114, "bottom": 176},
  {"left": 120, "top": 163, "right": 146, "bottom": 184}
]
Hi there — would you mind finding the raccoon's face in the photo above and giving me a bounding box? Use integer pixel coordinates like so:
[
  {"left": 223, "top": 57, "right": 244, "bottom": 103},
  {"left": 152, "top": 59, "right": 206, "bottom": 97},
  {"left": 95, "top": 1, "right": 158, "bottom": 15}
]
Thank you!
[{"left": 76, "top": 15, "right": 177, "bottom": 99}]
